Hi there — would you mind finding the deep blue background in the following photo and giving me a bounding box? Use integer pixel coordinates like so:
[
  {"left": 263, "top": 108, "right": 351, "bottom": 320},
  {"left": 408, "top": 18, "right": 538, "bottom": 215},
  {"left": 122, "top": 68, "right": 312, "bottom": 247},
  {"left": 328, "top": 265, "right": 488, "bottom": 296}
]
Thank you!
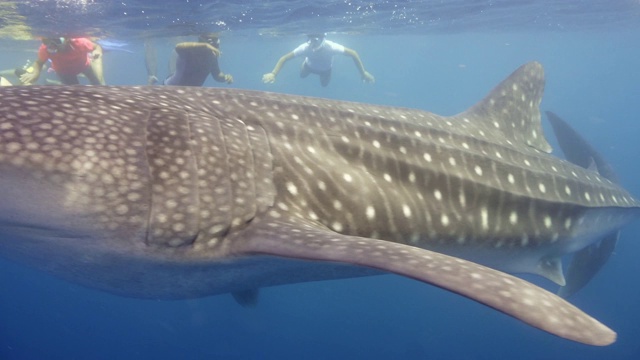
[{"left": 1, "top": 30, "right": 640, "bottom": 359}]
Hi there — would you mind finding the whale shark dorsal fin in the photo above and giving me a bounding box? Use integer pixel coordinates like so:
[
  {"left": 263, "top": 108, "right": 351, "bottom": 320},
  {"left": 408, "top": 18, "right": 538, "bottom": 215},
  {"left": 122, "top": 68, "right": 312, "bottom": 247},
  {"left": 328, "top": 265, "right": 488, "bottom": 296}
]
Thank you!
[
  {"left": 546, "top": 110, "right": 619, "bottom": 182},
  {"left": 231, "top": 214, "right": 615, "bottom": 346},
  {"left": 459, "top": 62, "right": 552, "bottom": 153}
]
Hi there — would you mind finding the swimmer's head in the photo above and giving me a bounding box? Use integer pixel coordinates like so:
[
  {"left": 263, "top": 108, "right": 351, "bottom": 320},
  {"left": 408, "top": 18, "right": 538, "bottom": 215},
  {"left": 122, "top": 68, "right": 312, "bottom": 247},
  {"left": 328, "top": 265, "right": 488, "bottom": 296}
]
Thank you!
[
  {"left": 42, "top": 37, "right": 66, "bottom": 54},
  {"left": 198, "top": 33, "right": 220, "bottom": 48},
  {"left": 307, "top": 33, "right": 326, "bottom": 51}
]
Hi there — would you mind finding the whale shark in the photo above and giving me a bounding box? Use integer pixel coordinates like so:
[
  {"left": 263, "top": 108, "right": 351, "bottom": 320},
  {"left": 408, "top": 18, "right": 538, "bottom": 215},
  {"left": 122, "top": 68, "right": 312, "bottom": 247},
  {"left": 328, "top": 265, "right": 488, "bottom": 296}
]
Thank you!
[{"left": 0, "top": 62, "right": 638, "bottom": 346}]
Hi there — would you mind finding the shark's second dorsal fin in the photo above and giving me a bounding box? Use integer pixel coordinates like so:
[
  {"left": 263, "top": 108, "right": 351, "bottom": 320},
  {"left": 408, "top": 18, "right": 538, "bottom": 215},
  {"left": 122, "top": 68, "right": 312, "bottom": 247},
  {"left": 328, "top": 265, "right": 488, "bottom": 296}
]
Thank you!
[{"left": 460, "top": 62, "right": 552, "bottom": 153}]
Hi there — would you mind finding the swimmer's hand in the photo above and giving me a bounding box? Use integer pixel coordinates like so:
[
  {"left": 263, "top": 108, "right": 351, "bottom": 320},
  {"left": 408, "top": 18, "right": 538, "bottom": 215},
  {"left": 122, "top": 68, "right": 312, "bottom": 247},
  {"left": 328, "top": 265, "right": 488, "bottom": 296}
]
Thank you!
[
  {"left": 19, "top": 69, "right": 39, "bottom": 85},
  {"left": 148, "top": 75, "right": 159, "bottom": 85},
  {"left": 362, "top": 71, "right": 375, "bottom": 84},
  {"left": 262, "top": 72, "right": 276, "bottom": 84},
  {"left": 223, "top": 74, "right": 233, "bottom": 84}
]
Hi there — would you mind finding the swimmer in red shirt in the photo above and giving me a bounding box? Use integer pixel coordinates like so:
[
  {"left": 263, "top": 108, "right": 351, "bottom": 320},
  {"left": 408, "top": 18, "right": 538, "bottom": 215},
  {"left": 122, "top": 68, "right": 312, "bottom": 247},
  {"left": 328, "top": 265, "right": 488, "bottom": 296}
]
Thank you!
[{"left": 20, "top": 37, "right": 105, "bottom": 85}]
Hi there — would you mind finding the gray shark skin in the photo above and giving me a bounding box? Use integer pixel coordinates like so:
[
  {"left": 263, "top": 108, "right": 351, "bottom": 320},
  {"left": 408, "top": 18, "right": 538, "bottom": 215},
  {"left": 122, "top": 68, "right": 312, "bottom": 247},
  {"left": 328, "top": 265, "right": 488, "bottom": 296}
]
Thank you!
[
  {"left": 546, "top": 111, "right": 619, "bottom": 298},
  {"left": 0, "top": 62, "right": 638, "bottom": 346}
]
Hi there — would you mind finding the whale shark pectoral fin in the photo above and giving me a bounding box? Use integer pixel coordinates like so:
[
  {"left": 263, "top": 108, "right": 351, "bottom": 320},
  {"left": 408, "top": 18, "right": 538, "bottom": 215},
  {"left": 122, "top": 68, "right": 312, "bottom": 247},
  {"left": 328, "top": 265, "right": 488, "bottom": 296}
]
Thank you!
[
  {"left": 537, "top": 256, "right": 566, "bottom": 286},
  {"left": 558, "top": 232, "right": 619, "bottom": 298},
  {"left": 230, "top": 214, "right": 615, "bottom": 346}
]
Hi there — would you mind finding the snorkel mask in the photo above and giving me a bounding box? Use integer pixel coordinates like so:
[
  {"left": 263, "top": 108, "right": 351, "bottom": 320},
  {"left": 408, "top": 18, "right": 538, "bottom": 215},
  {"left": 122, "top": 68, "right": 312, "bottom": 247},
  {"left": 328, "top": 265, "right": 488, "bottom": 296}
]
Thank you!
[
  {"left": 198, "top": 33, "right": 220, "bottom": 48},
  {"left": 307, "top": 33, "right": 326, "bottom": 51},
  {"left": 43, "top": 37, "right": 65, "bottom": 54}
]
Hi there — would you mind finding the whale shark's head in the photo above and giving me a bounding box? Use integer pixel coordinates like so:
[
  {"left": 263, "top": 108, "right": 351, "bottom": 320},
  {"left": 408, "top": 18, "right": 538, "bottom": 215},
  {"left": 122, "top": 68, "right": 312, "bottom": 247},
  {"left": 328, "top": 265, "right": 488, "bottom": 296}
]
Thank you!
[{"left": 0, "top": 87, "right": 155, "bottom": 264}]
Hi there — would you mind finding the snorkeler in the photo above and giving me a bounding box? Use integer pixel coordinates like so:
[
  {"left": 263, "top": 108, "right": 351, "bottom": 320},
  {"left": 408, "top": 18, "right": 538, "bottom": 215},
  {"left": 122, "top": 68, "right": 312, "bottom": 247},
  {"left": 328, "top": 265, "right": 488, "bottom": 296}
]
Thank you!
[
  {"left": 145, "top": 33, "right": 233, "bottom": 86},
  {"left": 262, "top": 33, "right": 375, "bottom": 87},
  {"left": 20, "top": 37, "right": 105, "bottom": 85}
]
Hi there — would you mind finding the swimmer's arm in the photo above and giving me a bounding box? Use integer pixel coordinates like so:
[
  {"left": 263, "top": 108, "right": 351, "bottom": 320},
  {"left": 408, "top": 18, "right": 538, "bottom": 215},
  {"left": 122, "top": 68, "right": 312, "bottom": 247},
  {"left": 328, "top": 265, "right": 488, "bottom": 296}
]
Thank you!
[
  {"left": 262, "top": 52, "right": 295, "bottom": 83},
  {"left": 210, "top": 59, "right": 233, "bottom": 84},
  {"left": 344, "top": 47, "right": 375, "bottom": 83},
  {"left": 269, "top": 52, "right": 295, "bottom": 76}
]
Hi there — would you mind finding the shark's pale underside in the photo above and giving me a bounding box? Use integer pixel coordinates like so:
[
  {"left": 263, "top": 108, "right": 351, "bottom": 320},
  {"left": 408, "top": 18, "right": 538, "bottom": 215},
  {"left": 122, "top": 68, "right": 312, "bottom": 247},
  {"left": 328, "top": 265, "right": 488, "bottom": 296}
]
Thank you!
[{"left": 0, "top": 62, "right": 638, "bottom": 346}]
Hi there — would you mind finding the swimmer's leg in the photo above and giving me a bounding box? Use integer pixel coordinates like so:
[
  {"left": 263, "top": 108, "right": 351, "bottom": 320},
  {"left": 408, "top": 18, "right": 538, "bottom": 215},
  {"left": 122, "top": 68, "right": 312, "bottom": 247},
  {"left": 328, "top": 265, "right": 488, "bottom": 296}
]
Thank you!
[
  {"left": 319, "top": 69, "right": 331, "bottom": 87},
  {"left": 90, "top": 45, "right": 105, "bottom": 85},
  {"left": 82, "top": 66, "right": 103, "bottom": 85},
  {"left": 164, "top": 74, "right": 178, "bottom": 85}
]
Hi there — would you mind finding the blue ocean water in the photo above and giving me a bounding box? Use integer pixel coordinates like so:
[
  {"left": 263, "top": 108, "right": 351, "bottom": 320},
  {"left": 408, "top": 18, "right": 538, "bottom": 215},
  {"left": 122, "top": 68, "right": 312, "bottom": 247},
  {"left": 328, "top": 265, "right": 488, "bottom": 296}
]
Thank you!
[{"left": 1, "top": 1, "right": 640, "bottom": 359}]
